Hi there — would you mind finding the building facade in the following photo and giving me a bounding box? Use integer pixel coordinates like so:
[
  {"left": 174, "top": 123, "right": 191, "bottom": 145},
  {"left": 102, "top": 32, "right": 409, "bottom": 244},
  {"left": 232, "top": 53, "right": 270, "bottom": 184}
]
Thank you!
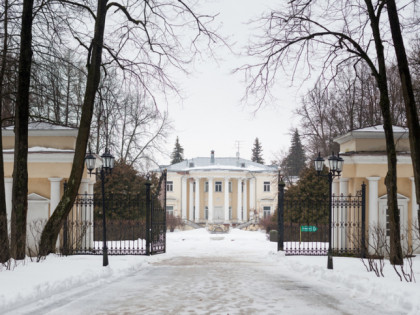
[
  {"left": 334, "top": 125, "right": 419, "bottom": 254},
  {"left": 2, "top": 122, "right": 98, "bottom": 253},
  {"left": 163, "top": 151, "right": 278, "bottom": 224}
]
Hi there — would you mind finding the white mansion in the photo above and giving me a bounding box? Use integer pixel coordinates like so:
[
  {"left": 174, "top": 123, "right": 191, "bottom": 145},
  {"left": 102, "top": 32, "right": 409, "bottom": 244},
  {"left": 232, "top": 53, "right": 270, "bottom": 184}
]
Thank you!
[{"left": 163, "top": 151, "right": 278, "bottom": 224}]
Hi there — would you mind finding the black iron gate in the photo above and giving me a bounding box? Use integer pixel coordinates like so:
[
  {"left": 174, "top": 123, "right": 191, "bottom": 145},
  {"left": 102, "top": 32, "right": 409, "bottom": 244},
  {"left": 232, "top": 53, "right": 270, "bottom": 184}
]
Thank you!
[
  {"left": 61, "top": 170, "right": 167, "bottom": 256},
  {"left": 277, "top": 181, "right": 366, "bottom": 257}
]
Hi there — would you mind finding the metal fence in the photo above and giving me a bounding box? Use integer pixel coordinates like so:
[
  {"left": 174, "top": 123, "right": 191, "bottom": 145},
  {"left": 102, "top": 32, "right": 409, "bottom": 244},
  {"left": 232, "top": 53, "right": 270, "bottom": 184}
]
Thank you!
[
  {"left": 61, "top": 171, "right": 167, "bottom": 256},
  {"left": 278, "top": 182, "right": 366, "bottom": 257}
]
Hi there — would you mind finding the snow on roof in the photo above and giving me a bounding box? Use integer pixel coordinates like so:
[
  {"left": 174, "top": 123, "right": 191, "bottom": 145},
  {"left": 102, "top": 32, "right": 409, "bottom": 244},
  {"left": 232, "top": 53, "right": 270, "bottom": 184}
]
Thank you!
[
  {"left": 352, "top": 125, "right": 408, "bottom": 133},
  {"left": 3, "top": 146, "right": 74, "bottom": 153},
  {"left": 334, "top": 125, "right": 409, "bottom": 144},
  {"left": 4, "top": 122, "right": 75, "bottom": 130},
  {"left": 164, "top": 157, "right": 277, "bottom": 173}
]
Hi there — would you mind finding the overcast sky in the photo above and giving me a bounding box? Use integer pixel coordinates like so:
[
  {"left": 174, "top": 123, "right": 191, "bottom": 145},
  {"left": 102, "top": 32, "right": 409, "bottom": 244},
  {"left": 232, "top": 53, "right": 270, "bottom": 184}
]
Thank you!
[{"left": 160, "top": 0, "right": 312, "bottom": 165}]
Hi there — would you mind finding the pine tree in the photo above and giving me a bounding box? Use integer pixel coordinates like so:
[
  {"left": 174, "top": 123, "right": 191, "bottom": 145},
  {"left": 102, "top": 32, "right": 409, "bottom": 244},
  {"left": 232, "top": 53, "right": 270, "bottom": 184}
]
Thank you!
[
  {"left": 251, "top": 138, "right": 264, "bottom": 164},
  {"left": 285, "top": 129, "right": 306, "bottom": 176},
  {"left": 170, "top": 137, "right": 184, "bottom": 164}
]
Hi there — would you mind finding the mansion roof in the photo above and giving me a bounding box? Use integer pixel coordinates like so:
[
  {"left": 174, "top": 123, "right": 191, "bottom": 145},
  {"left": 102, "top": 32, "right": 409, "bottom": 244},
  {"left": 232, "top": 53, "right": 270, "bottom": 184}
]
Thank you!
[{"left": 163, "top": 157, "right": 277, "bottom": 173}]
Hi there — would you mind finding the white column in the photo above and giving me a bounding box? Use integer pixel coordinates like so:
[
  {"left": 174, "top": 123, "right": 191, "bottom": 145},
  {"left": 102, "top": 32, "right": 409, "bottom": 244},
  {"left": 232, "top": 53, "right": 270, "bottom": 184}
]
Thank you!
[
  {"left": 88, "top": 182, "right": 94, "bottom": 195},
  {"left": 243, "top": 179, "right": 248, "bottom": 222},
  {"left": 249, "top": 178, "right": 256, "bottom": 212},
  {"left": 189, "top": 179, "right": 194, "bottom": 221},
  {"left": 4, "top": 178, "right": 12, "bottom": 233},
  {"left": 79, "top": 178, "right": 89, "bottom": 194},
  {"left": 224, "top": 177, "right": 229, "bottom": 222},
  {"left": 367, "top": 176, "right": 381, "bottom": 254},
  {"left": 195, "top": 178, "right": 200, "bottom": 222},
  {"left": 48, "top": 177, "right": 63, "bottom": 216},
  {"left": 181, "top": 177, "right": 187, "bottom": 220},
  {"left": 208, "top": 177, "right": 214, "bottom": 222},
  {"left": 332, "top": 179, "right": 340, "bottom": 249},
  {"left": 339, "top": 178, "right": 349, "bottom": 249},
  {"left": 237, "top": 179, "right": 242, "bottom": 222},
  {"left": 411, "top": 177, "right": 420, "bottom": 253}
]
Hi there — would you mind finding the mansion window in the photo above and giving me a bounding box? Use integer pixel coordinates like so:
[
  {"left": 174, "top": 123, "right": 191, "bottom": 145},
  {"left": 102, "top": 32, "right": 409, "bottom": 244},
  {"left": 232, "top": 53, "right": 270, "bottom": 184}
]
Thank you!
[
  {"left": 263, "top": 181, "right": 270, "bottom": 192},
  {"left": 229, "top": 206, "right": 232, "bottom": 220},
  {"left": 166, "top": 205, "right": 174, "bottom": 216},
  {"left": 229, "top": 181, "right": 232, "bottom": 193},
  {"left": 205, "top": 206, "right": 209, "bottom": 220},
  {"left": 263, "top": 206, "right": 271, "bottom": 218},
  {"left": 166, "top": 181, "right": 173, "bottom": 192},
  {"left": 215, "top": 181, "right": 222, "bottom": 192},
  {"left": 205, "top": 182, "right": 209, "bottom": 192}
]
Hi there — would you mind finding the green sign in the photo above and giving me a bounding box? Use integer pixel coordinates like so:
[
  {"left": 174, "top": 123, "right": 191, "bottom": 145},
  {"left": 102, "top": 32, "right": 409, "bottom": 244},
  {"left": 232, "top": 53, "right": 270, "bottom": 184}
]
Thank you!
[{"left": 300, "top": 225, "right": 318, "bottom": 232}]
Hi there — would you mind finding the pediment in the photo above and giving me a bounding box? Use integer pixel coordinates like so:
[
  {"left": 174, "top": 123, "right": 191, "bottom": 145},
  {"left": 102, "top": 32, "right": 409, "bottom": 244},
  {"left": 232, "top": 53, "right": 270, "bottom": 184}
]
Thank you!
[{"left": 28, "top": 193, "right": 50, "bottom": 202}]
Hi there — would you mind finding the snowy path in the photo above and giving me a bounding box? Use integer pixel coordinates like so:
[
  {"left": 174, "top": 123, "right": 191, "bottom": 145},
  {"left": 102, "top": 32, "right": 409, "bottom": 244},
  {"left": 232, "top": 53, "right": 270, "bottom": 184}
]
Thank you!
[{"left": 6, "top": 229, "right": 405, "bottom": 315}]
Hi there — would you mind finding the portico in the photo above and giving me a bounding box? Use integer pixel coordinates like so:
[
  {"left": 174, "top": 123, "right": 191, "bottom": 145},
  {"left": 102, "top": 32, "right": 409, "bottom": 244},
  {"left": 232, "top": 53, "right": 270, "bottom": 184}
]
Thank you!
[{"left": 163, "top": 151, "right": 277, "bottom": 224}]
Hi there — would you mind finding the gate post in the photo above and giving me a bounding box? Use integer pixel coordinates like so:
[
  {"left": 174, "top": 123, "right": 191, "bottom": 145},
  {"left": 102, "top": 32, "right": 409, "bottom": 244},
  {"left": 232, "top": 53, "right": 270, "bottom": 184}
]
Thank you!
[
  {"left": 278, "top": 173, "right": 285, "bottom": 251},
  {"left": 145, "top": 178, "right": 151, "bottom": 256},
  {"left": 361, "top": 182, "right": 366, "bottom": 258},
  {"left": 62, "top": 181, "right": 69, "bottom": 255}
]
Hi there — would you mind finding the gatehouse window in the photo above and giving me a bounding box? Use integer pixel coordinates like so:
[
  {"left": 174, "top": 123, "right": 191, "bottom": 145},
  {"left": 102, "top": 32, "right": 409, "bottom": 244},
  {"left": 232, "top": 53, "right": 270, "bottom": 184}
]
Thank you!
[
  {"left": 215, "top": 181, "right": 222, "bottom": 192},
  {"left": 166, "top": 181, "right": 173, "bottom": 192},
  {"left": 166, "top": 205, "right": 174, "bottom": 216},
  {"left": 263, "top": 206, "right": 271, "bottom": 218},
  {"left": 263, "top": 181, "right": 270, "bottom": 192}
]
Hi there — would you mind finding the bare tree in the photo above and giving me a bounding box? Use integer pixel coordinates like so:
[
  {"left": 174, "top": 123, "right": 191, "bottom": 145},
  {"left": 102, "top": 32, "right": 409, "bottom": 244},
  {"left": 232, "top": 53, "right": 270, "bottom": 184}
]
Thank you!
[
  {"left": 0, "top": 0, "right": 11, "bottom": 263},
  {"left": 386, "top": 0, "right": 420, "bottom": 229},
  {"left": 38, "top": 0, "right": 221, "bottom": 256},
  {"left": 241, "top": 0, "right": 404, "bottom": 264},
  {"left": 11, "top": 0, "right": 34, "bottom": 259}
]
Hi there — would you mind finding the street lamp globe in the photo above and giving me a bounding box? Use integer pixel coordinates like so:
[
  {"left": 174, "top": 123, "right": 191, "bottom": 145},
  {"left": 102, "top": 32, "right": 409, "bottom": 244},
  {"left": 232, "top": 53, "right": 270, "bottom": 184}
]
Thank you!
[
  {"left": 85, "top": 151, "right": 96, "bottom": 175},
  {"left": 314, "top": 152, "right": 325, "bottom": 173},
  {"left": 336, "top": 153, "right": 344, "bottom": 174},
  {"left": 328, "top": 152, "right": 338, "bottom": 173},
  {"left": 101, "top": 148, "right": 115, "bottom": 171}
]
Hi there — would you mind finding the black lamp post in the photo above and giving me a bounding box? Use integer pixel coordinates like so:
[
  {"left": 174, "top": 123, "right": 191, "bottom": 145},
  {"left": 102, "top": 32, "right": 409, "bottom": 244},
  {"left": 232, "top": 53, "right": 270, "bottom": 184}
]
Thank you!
[
  {"left": 314, "top": 151, "right": 344, "bottom": 270},
  {"left": 85, "top": 148, "right": 115, "bottom": 267}
]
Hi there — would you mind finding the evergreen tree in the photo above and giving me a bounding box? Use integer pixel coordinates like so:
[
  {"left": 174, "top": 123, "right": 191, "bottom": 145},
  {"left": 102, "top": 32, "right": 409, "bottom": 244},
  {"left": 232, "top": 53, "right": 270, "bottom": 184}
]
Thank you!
[
  {"left": 251, "top": 138, "right": 264, "bottom": 164},
  {"left": 170, "top": 137, "right": 184, "bottom": 164},
  {"left": 285, "top": 129, "right": 306, "bottom": 176}
]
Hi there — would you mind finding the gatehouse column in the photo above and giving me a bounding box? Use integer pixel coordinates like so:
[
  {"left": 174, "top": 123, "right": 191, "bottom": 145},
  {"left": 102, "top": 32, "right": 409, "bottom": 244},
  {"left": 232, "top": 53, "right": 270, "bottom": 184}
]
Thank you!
[
  {"left": 224, "top": 177, "right": 229, "bottom": 222},
  {"left": 237, "top": 179, "right": 242, "bottom": 222},
  {"left": 79, "top": 178, "right": 89, "bottom": 194},
  {"left": 411, "top": 177, "right": 419, "bottom": 253},
  {"left": 243, "top": 179, "right": 248, "bottom": 222},
  {"left": 189, "top": 179, "right": 194, "bottom": 221},
  {"left": 48, "top": 177, "right": 63, "bottom": 216},
  {"left": 195, "top": 178, "right": 200, "bottom": 222},
  {"left": 208, "top": 177, "right": 214, "bottom": 222},
  {"left": 367, "top": 176, "right": 381, "bottom": 254},
  {"left": 4, "top": 178, "right": 12, "bottom": 233},
  {"left": 249, "top": 178, "right": 255, "bottom": 214},
  {"left": 181, "top": 177, "right": 187, "bottom": 219}
]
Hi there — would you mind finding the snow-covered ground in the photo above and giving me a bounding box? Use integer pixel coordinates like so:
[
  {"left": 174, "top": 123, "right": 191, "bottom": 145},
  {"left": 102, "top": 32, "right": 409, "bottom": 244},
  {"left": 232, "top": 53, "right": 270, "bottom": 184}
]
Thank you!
[{"left": 1, "top": 229, "right": 420, "bottom": 314}]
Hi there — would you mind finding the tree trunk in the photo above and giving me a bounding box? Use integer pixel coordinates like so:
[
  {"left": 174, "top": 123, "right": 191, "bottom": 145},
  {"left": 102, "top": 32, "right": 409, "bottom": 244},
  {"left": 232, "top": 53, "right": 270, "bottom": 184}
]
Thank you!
[
  {"left": 0, "top": 0, "right": 11, "bottom": 263},
  {"left": 10, "top": 0, "right": 34, "bottom": 260},
  {"left": 365, "top": 0, "right": 403, "bottom": 264},
  {"left": 386, "top": 0, "right": 420, "bottom": 229},
  {"left": 38, "top": 0, "right": 108, "bottom": 256}
]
